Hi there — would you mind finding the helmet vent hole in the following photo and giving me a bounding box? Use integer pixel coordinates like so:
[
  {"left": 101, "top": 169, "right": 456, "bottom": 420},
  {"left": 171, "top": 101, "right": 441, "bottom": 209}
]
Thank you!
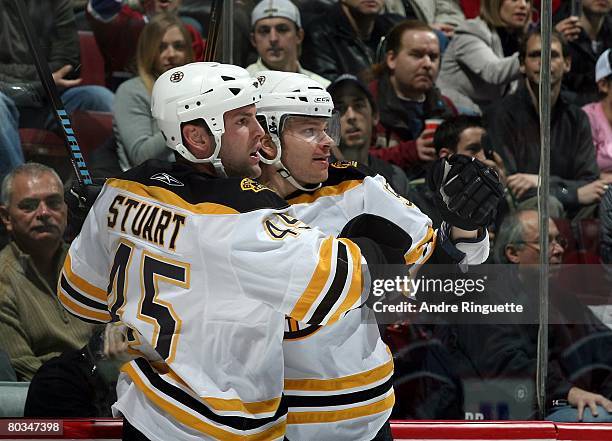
[
  {"left": 229, "top": 88, "right": 241, "bottom": 96},
  {"left": 161, "top": 131, "right": 167, "bottom": 141},
  {"left": 185, "top": 105, "right": 189, "bottom": 109},
  {"left": 204, "top": 89, "right": 213, "bottom": 94},
  {"left": 221, "top": 76, "right": 235, "bottom": 81},
  {"left": 299, "top": 97, "right": 308, "bottom": 102},
  {"left": 196, "top": 101, "right": 201, "bottom": 106},
  {"left": 314, "top": 107, "right": 319, "bottom": 111},
  {"left": 171, "top": 136, "right": 175, "bottom": 141}
]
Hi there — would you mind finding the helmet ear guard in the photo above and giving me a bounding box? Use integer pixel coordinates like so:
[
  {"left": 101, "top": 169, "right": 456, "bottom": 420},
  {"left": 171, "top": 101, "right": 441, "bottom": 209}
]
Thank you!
[{"left": 151, "top": 62, "right": 262, "bottom": 176}]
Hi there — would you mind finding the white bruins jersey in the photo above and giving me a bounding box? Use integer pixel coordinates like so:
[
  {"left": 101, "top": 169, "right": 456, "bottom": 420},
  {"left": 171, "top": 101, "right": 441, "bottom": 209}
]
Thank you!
[
  {"left": 282, "top": 161, "right": 489, "bottom": 441},
  {"left": 57, "top": 160, "right": 374, "bottom": 441}
]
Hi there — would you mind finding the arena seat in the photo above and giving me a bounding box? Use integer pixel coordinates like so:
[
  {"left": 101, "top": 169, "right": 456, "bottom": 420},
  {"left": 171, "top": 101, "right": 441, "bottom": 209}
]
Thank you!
[
  {"left": 70, "top": 110, "right": 113, "bottom": 161},
  {"left": 78, "top": 31, "right": 106, "bottom": 87}
]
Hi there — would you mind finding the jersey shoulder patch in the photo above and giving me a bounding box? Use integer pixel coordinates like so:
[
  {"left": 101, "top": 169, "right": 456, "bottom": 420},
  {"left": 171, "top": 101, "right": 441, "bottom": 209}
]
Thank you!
[
  {"left": 114, "top": 160, "right": 288, "bottom": 213},
  {"left": 325, "top": 161, "right": 376, "bottom": 186}
]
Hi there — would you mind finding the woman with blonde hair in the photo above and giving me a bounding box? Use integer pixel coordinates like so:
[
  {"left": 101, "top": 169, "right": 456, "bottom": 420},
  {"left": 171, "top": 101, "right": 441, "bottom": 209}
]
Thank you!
[
  {"left": 113, "top": 13, "right": 194, "bottom": 171},
  {"left": 437, "top": 0, "right": 531, "bottom": 114}
]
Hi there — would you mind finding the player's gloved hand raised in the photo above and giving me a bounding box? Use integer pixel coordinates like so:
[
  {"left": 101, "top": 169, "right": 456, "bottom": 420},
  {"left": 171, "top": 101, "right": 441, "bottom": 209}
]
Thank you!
[
  {"left": 427, "top": 154, "right": 503, "bottom": 231},
  {"left": 65, "top": 179, "right": 105, "bottom": 238}
]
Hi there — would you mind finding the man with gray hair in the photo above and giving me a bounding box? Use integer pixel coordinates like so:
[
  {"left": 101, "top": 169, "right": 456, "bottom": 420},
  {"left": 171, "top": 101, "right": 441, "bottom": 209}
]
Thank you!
[
  {"left": 0, "top": 163, "right": 93, "bottom": 380},
  {"left": 441, "top": 209, "right": 612, "bottom": 422},
  {"left": 248, "top": 0, "right": 330, "bottom": 87}
]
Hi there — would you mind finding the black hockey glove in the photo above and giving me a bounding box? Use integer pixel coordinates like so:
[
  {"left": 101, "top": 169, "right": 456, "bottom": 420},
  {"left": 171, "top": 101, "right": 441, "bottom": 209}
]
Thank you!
[
  {"left": 427, "top": 154, "right": 503, "bottom": 231},
  {"left": 65, "top": 180, "right": 105, "bottom": 238}
]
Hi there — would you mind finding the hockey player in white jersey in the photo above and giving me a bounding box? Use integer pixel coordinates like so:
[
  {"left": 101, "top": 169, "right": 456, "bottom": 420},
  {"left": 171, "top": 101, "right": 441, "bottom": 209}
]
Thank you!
[
  {"left": 254, "top": 71, "right": 503, "bottom": 441},
  {"left": 57, "top": 63, "right": 419, "bottom": 441}
]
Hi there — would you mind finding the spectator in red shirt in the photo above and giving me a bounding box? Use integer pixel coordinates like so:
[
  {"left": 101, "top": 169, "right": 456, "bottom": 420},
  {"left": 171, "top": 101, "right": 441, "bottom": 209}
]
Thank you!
[{"left": 86, "top": 0, "right": 204, "bottom": 90}]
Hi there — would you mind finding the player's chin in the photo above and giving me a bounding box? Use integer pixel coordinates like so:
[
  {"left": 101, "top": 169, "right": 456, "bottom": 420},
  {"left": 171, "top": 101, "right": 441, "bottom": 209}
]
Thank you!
[
  {"left": 308, "top": 169, "right": 328, "bottom": 184},
  {"left": 245, "top": 163, "right": 262, "bottom": 179}
]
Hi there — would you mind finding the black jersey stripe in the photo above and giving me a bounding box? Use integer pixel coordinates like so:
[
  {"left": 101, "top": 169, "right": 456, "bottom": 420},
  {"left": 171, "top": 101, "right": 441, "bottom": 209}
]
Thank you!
[
  {"left": 307, "top": 242, "right": 349, "bottom": 324},
  {"left": 60, "top": 275, "right": 108, "bottom": 310},
  {"left": 133, "top": 358, "right": 287, "bottom": 431},
  {"left": 283, "top": 324, "right": 321, "bottom": 340}
]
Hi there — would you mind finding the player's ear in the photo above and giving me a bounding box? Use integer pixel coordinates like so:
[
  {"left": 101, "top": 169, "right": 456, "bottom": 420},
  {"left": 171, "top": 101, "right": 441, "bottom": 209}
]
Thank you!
[
  {"left": 259, "top": 134, "right": 278, "bottom": 161},
  {"left": 182, "top": 123, "right": 213, "bottom": 159}
]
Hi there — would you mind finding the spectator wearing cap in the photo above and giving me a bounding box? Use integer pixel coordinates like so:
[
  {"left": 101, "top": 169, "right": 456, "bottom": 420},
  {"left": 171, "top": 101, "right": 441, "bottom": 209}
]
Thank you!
[
  {"left": 300, "top": 0, "right": 403, "bottom": 83},
  {"left": 585, "top": 49, "right": 612, "bottom": 264},
  {"left": 247, "top": 0, "right": 330, "bottom": 87},
  {"left": 328, "top": 74, "right": 411, "bottom": 196},
  {"left": 583, "top": 49, "right": 612, "bottom": 177}
]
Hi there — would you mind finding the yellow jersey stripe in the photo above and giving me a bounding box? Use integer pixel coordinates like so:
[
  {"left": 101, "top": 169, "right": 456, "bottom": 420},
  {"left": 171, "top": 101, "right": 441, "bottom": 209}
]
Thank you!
[
  {"left": 122, "top": 364, "right": 286, "bottom": 441},
  {"left": 284, "top": 357, "right": 393, "bottom": 392},
  {"left": 63, "top": 254, "right": 107, "bottom": 302},
  {"left": 418, "top": 231, "right": 437, "bottom": 265},
  {"left": 58, "top": 290, "right": 111, "bottom": 323},
  {"left": 327, "top": 239, "right": 363, "bottom": 324},
  {"left": 404, "top": 227, "right": 435, "bottom": 264},
  {"left": 289, "top": 237, "right": 333, "bottom": 321},
  {"left": 287, "top": 180, "right": 362, "bottom": 205},
  {"left": 106, "top": 179, "right": 239, "bottom": 215},
  {"left": 287, "top": 391, "right": 395, "bottom": 424},
  {"left": 163, "top": 369, "right": 282, "bottom": 415}
]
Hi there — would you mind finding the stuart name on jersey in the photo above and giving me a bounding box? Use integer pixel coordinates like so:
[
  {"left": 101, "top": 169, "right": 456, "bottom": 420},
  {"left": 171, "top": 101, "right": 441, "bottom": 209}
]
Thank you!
[{"left": 107, "top": 194, "right": 186, "bottom": 251}]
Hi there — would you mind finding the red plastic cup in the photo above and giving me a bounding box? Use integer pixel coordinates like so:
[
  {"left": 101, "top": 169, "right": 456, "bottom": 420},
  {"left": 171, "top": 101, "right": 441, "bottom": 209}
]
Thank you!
[{"left": 423, "top": 118, "right": 444, "bottom": 139}]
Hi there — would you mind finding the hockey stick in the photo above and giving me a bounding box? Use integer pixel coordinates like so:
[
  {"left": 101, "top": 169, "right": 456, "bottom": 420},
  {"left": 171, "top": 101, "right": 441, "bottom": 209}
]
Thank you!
[
  {"left": 12, "top": 0, "right": 93, "bottom": 187},
  {"left": 203, "top": 0, "right": 224, "bottom": 61}
]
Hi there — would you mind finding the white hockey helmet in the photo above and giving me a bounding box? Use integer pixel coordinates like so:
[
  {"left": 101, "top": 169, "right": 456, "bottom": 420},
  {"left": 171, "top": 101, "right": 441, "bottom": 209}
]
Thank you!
[
  {"left": 151, "top": 62, "right": 262, "bottom": 176},
  {"left": 255, "top": 70, "right": 339, "bottom": 191}
]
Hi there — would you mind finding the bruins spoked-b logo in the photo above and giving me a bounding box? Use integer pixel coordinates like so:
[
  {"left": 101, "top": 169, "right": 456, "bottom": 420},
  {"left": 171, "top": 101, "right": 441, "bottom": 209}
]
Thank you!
[
  {"left": 330, "top": 160, "right": 358, "bottom": 169},
  {"left": 169, "top": 71, "right": 184, "bottom": 83},
  {"left": 240, "top": 178, "right": 268, "bottom": 193}
]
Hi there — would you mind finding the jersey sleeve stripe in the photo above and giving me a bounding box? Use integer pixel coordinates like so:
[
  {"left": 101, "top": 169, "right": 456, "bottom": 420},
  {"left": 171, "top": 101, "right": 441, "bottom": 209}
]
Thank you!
[
  {"left": 284, "top": 357, "right": 393, "bottom": 392},
  {"left": 59, "top": 274, "right": 107, "bottom": 310},
  {"left": 163, "top": 369, "right": 283, "bottom": 415},
  {"left": 123, "top": 362, "right": 286, "bottom": 440},
  {"left": 287, "top": 180, "right": 363, "bottom": 205},
  {"left": 63, "top": 254, "right": 107, "bottom": 301},
  {"left": 326, "top": 239, "right": 364, "bottom": 325},
  {"left": 286, "top": 390, "right": 395, "bottom": 424},
  {"left": 289, "top": 237, "right": 333, "bottom": 321},
  {"left": 404, "top": 226, "right": 435, "bottom": 264},
  {"left": 417, "top": 232, "right": 437, "bottom": 265},
  {"left": 286, "top": 377, "right": 393, "bottom": 408},
  {"left": 305, "top": 241, "right": 349, "bottom": 325},
  {"left": 57, "top": 291, "right": 111, "bottom": 323},
  {"left": 106, "top": 179, "right": 239, "bottom": 215}
]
